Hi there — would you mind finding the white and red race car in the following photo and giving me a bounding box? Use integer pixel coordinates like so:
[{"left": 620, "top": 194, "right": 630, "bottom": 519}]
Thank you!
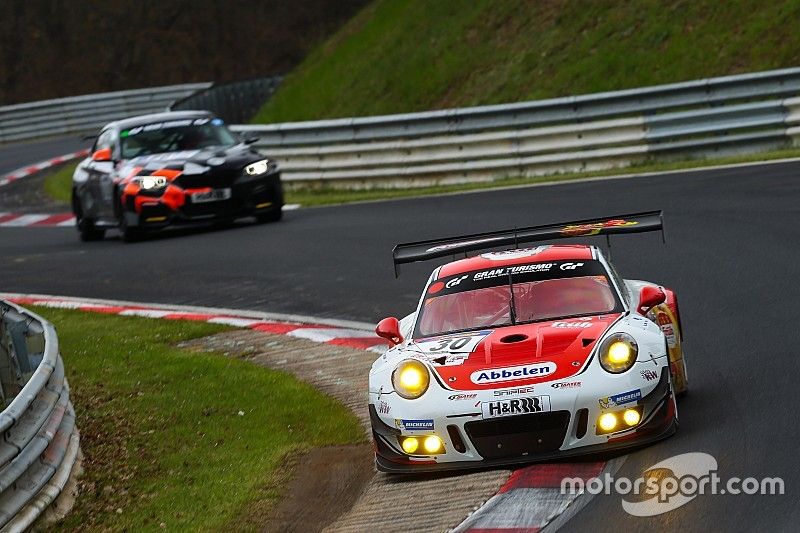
[{"left": 369, "top": 211, "right": 688, "bottom": 473}]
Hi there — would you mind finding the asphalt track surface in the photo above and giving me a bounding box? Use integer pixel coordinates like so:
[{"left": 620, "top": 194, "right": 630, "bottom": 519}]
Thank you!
[{"left": 0, "top": 144, "right": 797, "bottom": 530}]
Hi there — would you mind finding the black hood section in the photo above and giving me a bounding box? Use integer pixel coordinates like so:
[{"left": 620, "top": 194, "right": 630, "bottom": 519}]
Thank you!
[{"left": 125, "top": 144, "right": 265, "bottom": 174}]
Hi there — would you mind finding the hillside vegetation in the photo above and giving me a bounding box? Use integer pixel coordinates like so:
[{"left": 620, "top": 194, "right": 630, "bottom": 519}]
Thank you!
[
  {"left": 254, "top": 0, "right": 800, "bottom": 123},
  {"left": 0, "top": 0, "right": 367, "bottom": 104}
]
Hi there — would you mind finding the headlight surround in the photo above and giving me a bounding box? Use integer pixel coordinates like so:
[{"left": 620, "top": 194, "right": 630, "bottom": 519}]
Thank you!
[
  {"left": 392, "top": 359, "right": 430, "bottom": 399},
  {"left": 598, "top": 333, "right": 638, "bottom": 374},
  {"left": 245, "top": 159, "right": 270, "bottom": 176},
  {"left": 135, "top": 175, "right": 168, "bottom": 190}
]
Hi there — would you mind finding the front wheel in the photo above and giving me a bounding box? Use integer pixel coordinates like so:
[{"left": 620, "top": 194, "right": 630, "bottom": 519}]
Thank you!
[
  {"left": 73, "top": 191, "right": 105, "bottom": 242},
  {"left": 119, "top": 213, "right": 143, "bottom": 243},
  {"left": 255, "top": 208, "right": 282, "bottom": 224}
]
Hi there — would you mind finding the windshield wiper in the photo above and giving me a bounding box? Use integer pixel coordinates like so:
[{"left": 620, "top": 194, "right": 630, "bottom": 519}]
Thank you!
[{"left": 508, "top": 270, "right": 517, "bottom": 325}]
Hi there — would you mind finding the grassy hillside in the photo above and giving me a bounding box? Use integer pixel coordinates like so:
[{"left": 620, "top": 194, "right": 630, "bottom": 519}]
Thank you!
[{"left": 253, "top": 0, "right": 800, "bottom": 123}]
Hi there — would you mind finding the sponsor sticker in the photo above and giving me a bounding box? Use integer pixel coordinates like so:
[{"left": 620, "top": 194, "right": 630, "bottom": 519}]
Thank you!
[
  {"left": 641, "top": 369, "right": 659, "bottom": 381},
  {"left": 377, "top": 400, "right": 391, "bottom": 414},
  {"left": 481, "top": 396, "right": 551, "bottom": 419},
  {"left": 473, "top": 263, "right": 554, "bottom": 281},
  {"left": 493, "top": 386, "right": 536, "bottom": 397},
  {"left": 599, "top": 389, "right": 642, "bottom": 409},
  {"left": 448, "top": 393, "right": 478, "bottom": 401},
  {"left": 559, "top": 262, "right": 585, "bottom": 270},
  {"left": 396, "top": 419, "right": 434, "bottom": 431},
  {"left": 551, "top": 381, "right": 581, "bottom": 389},
  {"left": 551, "top": 321, "right": 592, "bottom": 329},
  {"left": 561, "top": 219, "right": 639, "bottom": 237},
  {"left": 471, "top": 362, "right": 556, "bottom": 384},
  {"left": 480, "top": 249, "right": 542, "bottom": 261}
]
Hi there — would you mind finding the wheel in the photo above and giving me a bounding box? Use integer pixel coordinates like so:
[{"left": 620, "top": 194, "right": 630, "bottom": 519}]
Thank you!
[
  {"left": 255, "top": 208, "right": 282, "bottom": 224},
  {"left": 73, "top": 191, "right": 105, "bottom": 242},
  {"left": 120, "top": 214, "right": 143, "bottom": 243}
]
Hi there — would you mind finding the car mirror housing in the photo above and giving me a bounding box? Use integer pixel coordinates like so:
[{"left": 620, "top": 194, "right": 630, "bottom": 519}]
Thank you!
[
  {"left": 375, "top": 317, "right": 403, "bottom": 346},
  {"left": 637, "top": 285, "right": 666, "bottom": 315},
  {"left": 91, "top": 147, "right": 113, "bottom": 162}
]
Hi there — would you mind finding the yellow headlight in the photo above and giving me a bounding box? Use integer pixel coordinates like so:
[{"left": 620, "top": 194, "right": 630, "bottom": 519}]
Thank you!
[
  {"left": 423, "top": 435, "right": 444, "bottom": 454},
  {"left": 598, "top": 334, "right": 638, "bottom": 373},
  {"left": 623, "top": 408, "right": 641, "bottom": 426},
  {"left": 598, "top": 412, "right": 618, "bottom": 432},
  {"left": 401, "top": 437, "right": 419, "bottom": 454},
  {"left": 392, "top": 359, "right": 430, "bottom": 399}
]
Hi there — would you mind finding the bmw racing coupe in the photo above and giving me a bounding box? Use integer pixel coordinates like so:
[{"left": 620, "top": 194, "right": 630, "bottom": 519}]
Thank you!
[
  {"left": 72, "top": 111, "right": 283, "bottom": 241},
  {"left": 369, "top": 211, "right": 688, "bottom": 472}
]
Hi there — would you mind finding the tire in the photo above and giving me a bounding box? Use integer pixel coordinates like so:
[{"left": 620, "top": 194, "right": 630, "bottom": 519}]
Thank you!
[
  {"left": 256, "top": 208, "right": 282, "bottom": 224},
  {"left": 120, "top": 213, "right": 143, "bottom": 243},
  {"left": 73, "top": 191, "right": 105, "bottom": 242}
]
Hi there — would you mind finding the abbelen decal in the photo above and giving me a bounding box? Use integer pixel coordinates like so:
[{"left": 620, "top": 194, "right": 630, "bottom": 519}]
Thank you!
[{"left": 471, "top": 362, "right": 556, "bottom": 384}]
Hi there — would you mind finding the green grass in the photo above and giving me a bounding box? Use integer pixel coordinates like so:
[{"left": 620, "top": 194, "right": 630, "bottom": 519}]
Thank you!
[
  {"left": 44, "top": 163, "right": 77, "bottom": 204},
  {"left": 34, "top": 307, "right": 365, "bottom": 531},
  {"left": 253, "top": 0, "right": 800, "bottom": 123}
]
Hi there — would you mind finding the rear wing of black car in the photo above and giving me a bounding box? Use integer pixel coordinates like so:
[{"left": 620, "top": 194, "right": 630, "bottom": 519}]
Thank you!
[{"left": 392, "top": 210, "right": 664, "bottom": 276}]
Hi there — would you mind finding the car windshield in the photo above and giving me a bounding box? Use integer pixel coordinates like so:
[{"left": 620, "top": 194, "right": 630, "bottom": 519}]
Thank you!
[
  {"left": 119, "top": 117, "right": 237, "bottom": 159},
  {"left": 414, "top": 259, "right": 621, "bottom": 338}
]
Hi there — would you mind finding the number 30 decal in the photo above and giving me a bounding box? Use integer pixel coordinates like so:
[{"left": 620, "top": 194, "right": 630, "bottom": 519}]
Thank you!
[{"left": 418, "top": 331, "right": 491, "bottom": 353}]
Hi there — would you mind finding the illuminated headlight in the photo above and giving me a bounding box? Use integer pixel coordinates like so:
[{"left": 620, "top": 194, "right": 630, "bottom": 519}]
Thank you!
[
  {"left": 392, "top": 359, "right": 430, "bottom": 399},
  {"left": 135, "top": 176, "right": 167, "bottom": 190},
  {"left": 245, "top": 159, "right": 270, "bottom": 176},
  {"left": 598, "top": 333, "right": 638, "bottom": 374}
]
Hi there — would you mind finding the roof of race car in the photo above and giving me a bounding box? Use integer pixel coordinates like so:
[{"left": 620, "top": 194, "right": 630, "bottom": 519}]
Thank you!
[
  {"left": 436, "top": 244, "right": 595, "bottom": 278},
  {"left": 105, "top": 110, "right": 215, "bottom": 132}
]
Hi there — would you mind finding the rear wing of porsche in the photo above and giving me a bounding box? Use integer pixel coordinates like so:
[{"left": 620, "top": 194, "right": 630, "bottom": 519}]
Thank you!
[{"left": 392, "top": 210, "right": 664, "bottom": 276}]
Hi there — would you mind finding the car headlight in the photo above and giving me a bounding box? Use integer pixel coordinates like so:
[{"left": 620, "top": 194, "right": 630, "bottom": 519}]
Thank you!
[
  {"left": 135, "top": 176, "right": 168, "bottom": 190},
  {"left": 245, "top": 159, "right": 270, "bottom": 176},
  {"left": 392, "top": 359, "right": 430, "bottom": 399},
  {"left": 598, "top": 333, "right": 638, "bottom": 374}
]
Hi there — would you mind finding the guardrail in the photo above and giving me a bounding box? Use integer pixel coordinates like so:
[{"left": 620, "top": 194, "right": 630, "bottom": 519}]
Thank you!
[
  {"left": 231, "top": 67, "right": 800, "bottom": 188},
  {"left": 0, "top": 301, "right": 79, "bottom": 532},
  {"left": 0, "top": 83, "right": 211, "bottom": 145}
]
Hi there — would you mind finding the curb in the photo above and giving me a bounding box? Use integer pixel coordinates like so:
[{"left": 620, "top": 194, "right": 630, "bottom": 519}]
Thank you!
[
  {"left": 2, "top": 293, "right": 614, "bottom": 531},
  {"left": 0, "top": 150, "right": 89, "bottom": 188}
]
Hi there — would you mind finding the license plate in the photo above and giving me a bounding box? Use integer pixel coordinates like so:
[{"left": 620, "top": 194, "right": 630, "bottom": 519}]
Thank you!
[
  {"left": 481, "top": 396, "right": 551, "bottom": 419},
  {"left": 191, "top": 188, "right": 231, "bottom": 203}
]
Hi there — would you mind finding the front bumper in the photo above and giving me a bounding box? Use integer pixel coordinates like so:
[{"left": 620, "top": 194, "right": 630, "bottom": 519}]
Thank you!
[
  {"left": 126, "top": 172, "right": 283, "bottom": 228},
  {"left": 371, "top": 368, "right": 677, "bottom": 474}
]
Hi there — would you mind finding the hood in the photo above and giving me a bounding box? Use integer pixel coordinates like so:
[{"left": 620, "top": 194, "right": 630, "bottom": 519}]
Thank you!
[
  {"left": 120, "top": 144, "right": 264, "bottom": 180},
  {"left": 407, "top": 314, "right": 621, "bottom": 391}
]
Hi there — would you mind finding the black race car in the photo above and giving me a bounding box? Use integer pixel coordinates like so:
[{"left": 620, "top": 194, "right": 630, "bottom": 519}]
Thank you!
[{"left": 72, "top": 111, "right": 283, "bottom": 242}]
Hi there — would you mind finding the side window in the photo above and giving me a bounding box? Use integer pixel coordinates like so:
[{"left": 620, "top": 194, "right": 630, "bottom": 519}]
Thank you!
[{"left": 606, "top": 260, "right": 631, "bottom": 306}]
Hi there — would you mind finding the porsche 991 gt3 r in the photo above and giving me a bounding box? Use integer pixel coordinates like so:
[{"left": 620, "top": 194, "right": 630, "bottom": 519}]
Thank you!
[
  {"left": 369, "top": 211, "right": 688, "bottom": 473},
  {"left": 72, "top": 111, "right": 283, "bottom": 242}
]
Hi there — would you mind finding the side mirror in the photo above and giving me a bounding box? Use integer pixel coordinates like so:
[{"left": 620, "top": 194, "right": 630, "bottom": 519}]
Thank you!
[
  {"left": 241, "top": 132, "right": 260, "bottom": 145},
  {"left": 375, "top": 317, "right": 404, "bottom": 346},
  {"left": 91, "top": 147, "right": 112, "bottom": 162},
  {"left": 637, "top": 286, "right": 667, "bottom": 316}
]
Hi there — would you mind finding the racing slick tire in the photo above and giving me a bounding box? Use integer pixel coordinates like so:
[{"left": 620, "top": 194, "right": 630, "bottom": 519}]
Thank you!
[
  {"left": 73, "top": 192, "right": 105, "bottom": 242},
  {"left": 255, "top": 209, "right": 282, "bottom": 224},
  {"left": 119, "top": 214, "right": 144, "bottom": 243}
]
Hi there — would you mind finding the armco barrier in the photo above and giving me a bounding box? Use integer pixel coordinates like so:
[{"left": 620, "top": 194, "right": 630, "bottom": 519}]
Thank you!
[
  {"left": 231, "top": 67, "right": 800, "bottom": 188},
  {"left": 0, "top": 83, "right": 210, "bottom": 144},
  {"left": 0, "top": 301, "right": 79, "bottom": 532}
]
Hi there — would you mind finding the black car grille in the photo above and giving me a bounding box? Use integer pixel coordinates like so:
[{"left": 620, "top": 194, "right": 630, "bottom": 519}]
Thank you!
[
  {"left": 464, "top": 411, "right": 571, "bottom": 460},
  {"left": 174, "top": 171, "right": 238, "bottom": 189}
]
